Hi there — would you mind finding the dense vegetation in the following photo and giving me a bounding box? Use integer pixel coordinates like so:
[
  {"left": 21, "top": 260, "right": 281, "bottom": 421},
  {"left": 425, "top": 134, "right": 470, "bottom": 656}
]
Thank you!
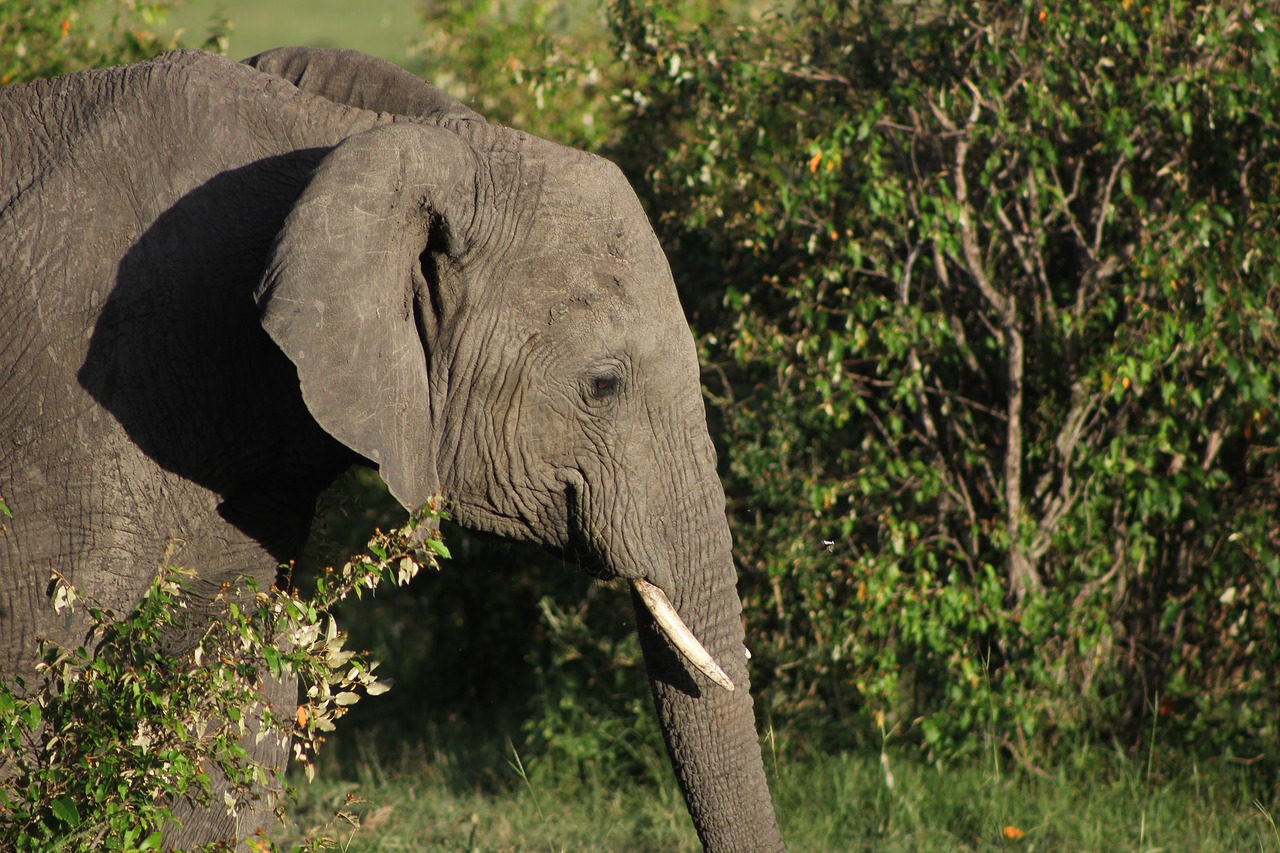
[
  {"left": 0, "top": 0, "right": 228, "bottom": 84},
  {"left": 3, "top": 0, "right": 1279, "bottom": 846},
  {"left": 410, "top": 0, "right": 1280, "bottom": 768},
  {"left": 588, "top": 0, "right": 1280, "bottom": 764}
]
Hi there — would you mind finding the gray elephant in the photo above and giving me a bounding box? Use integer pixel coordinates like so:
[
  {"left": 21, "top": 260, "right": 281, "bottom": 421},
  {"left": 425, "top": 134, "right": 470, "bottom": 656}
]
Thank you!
[{"left": 0, "top": 47, "right": 783, "bottom": 850}]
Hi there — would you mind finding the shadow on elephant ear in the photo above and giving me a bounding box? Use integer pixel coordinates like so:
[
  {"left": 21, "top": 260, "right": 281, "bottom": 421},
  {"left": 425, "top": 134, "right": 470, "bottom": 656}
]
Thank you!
[{"left": 77, "top": 150, "right": 360, "bottom": 565}]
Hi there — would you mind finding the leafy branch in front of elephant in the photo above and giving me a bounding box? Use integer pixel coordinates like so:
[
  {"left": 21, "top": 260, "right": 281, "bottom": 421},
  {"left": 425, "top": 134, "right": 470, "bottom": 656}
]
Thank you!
[
  {"left": 283, "top": 499, "right": 451, "bottom": 785},
  {"left": 0, "top": 501, "right": 448, "bottom": 852}
]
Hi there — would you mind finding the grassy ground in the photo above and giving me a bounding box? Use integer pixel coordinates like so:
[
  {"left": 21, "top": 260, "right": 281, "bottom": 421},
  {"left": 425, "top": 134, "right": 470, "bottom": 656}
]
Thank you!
[
  {"left": 269, "top": 731, "right": 1280, "bottom": 852},
  {"left": 164, "top": 0, "right": 422, "bottom": 65}
]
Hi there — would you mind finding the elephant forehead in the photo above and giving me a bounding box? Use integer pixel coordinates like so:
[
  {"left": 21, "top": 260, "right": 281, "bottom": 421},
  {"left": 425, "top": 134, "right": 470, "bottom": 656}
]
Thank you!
[
  {"left": 492, "top": 267, "right": 693, "bottom": 364},
  {"left": 481, "top": 148, "right": 689, "bottom": 339},
  {"left": 531, "top": 152, "right": 662, "bottom": 250},
  {"left": 537, "top": 204, "right": 664, "bottom": 267},
  {"left": 499, "top": 224, "right": 672, "bottom": 312},
  {"left": 510, "top": 278, "right": 638, "bottom": 338},
  {"left": 502, "top": 254, "right": 689, "bottom": 342}
]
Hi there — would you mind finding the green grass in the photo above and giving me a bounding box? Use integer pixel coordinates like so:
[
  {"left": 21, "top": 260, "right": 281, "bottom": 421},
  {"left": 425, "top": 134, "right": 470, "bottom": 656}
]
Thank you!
[
  {"left": 270, "top": 730, "right": 1280, "bottom": 852},
  {"left": 274, "top": 733, "right": 702, "bottom": 851},
  {"left": 164, "top": 0, "right": 422, "bottom": 66},
  {"left": 769, "top": 749, "right": 1280, "bottom": 852}
]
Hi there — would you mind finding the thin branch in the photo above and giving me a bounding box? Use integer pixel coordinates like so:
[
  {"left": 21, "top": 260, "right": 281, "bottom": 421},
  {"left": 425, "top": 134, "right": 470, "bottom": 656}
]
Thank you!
[
  {"left": 922, "top": 383, "right": 1007, "bottom": 421},
  {"left": 932, "top": 243, "right": 992, "bottom": 365},
  {"left": 952, "top": 132, "right": 1011, "bottom": 320},
  {"left": 1091, "top": 153, "right": 1128, "bottom": 261},
  {"left": 1004, "top": 324, "right": 1042, "bottom": 599}
]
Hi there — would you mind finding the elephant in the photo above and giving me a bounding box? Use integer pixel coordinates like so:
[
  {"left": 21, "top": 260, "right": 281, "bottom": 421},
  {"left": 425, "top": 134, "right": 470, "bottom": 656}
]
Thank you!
[{"left": 0, "top": 47, "right": 783, "bottom": 850}]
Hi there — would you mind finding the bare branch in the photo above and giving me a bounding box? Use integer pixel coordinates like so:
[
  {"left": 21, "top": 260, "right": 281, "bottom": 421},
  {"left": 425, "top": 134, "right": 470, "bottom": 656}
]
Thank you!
[
  {"left": 931, "top": 243, "right": 991, "bottom": 368},
  {"left": 1202, "top": 429, "right": 1225, "bottom": 473},
  {"left": 994, "top": 199, "right": 1038, "bottom": 281},
  {"left": 897, "top": 239, "right": 924, "bottom": 305},
  {"left": 1092, "top": 154, "right": 1127, "bottom": 261},
  {"left": 953, "top": 136, "right": 1012, "bottom": 320}
]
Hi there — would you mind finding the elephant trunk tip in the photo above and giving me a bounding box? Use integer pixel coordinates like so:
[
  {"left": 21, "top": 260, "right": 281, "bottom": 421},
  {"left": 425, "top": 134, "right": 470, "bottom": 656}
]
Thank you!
[{"left": 631, "top": 577, "right": 734, "bottom": 692}]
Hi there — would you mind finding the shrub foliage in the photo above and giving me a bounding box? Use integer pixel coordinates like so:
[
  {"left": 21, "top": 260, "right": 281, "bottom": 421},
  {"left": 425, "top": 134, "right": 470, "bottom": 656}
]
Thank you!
[
  {"left": 600, "top": 0, "right": 1280, "bottom": 760},
  {"left": 0, "top": 507, "right": 446, "bottom": 850},
  {"left": 0, "top": 0, "right": 231, "bottom": 86},
  {"left": 325, "top": 0, "right": 1280, "bottom": 771}
]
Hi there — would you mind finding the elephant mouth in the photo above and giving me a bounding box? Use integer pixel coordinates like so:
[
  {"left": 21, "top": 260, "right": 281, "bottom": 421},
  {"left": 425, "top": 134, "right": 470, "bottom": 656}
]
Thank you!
[{"left": 632, "top": 578, "right": 734, "bottom": 692}]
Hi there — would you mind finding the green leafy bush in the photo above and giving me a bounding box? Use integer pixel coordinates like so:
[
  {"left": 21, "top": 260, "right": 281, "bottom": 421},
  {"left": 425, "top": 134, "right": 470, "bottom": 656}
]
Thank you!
[
  {"left": 0, "top": 0, "right": 229, "bottom": 86},
  {"left": 410, "top": 0, "right": 619, "bottom": 145},
  {"left": 357, "top": 0, "right": 1280, "bottom": 772},
  {"left": 0, "top": 505, "right": 447, "bottom": 850},
  {"left": 602, "top": 0, "right": 1280, "bottom": 762}
]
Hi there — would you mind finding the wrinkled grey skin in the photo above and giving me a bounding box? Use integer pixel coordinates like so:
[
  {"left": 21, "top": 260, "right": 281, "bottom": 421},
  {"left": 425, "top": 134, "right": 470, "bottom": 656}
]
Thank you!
[{"left": 0, "top": 48, "right": 783, "bottom": 850}]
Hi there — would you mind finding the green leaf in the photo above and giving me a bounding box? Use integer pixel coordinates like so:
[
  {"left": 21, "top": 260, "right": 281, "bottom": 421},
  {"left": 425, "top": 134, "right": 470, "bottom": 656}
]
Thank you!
[
  {"left": 262, "top": 644, "right": 282, "bottom": 679},
  {"left": 50, "top": 795, "right": 80, "bottom": 828},
  {"left": 426, "top": 537, "right": 452, "bottom": 560}
]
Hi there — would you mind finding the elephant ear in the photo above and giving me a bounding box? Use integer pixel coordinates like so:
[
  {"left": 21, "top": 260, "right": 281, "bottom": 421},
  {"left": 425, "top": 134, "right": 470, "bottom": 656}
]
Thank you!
[{"left": 256, "top": 122, "right": 479, "bottom": 509}]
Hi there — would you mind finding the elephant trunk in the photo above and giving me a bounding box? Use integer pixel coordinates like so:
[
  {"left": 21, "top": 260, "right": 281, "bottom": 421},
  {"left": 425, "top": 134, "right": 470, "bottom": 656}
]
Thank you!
[{"left": 630, "top": 509, "right": 783, "bottom": 851}]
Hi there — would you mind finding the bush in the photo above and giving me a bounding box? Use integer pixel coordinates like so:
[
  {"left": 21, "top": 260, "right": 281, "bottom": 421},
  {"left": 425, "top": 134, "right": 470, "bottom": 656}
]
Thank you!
[
  {"left": 410, "top": 0, "right": 618, "bottom": 145},
  {"left": 361, "top": 0, "right": 1280, "bottom": 771},
  {"left": 0, "top": 0, "right": 229, "bottom": 86},
  {"left": 0, "top": 505, "right": 447, "bottom": 850},
  {"left": 602, "top": 0, "right": 1280, "bottom": 762}
]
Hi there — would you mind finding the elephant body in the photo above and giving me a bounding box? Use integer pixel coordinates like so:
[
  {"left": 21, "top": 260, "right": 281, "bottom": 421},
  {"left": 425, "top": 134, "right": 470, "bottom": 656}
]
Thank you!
[{"left": 0, "top": 49, "right": 782, "bottom": 849}]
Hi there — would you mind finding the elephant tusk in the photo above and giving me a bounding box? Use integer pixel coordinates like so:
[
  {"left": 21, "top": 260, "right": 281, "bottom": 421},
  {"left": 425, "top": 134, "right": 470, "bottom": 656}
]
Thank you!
[{"left": 632, "top": 578, "right": 735, "bottom": 692}]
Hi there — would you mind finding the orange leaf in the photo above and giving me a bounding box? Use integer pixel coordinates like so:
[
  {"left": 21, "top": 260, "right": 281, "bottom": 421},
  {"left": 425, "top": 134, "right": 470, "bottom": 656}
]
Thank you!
[
  {"left": 1003, "top": 825, "right": 1025, "bottom": 841},
  {"left": 808, "top": 152, "right": 822, "bottom": 173},
  {"left": 296, "top": 705, "right": 308, "bottom": 728}
]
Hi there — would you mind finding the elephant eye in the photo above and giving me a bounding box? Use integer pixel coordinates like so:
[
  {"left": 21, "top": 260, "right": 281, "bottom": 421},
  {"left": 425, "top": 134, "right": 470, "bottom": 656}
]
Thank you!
[{"left": 587, "top": 371, "right": 622, "bottom": 401}]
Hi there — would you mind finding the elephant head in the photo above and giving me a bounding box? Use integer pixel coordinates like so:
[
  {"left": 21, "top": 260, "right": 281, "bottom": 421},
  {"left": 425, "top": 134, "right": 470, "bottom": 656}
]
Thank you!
[{"left": 252, "top": 109, "right": 780, "bottom": 849}]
